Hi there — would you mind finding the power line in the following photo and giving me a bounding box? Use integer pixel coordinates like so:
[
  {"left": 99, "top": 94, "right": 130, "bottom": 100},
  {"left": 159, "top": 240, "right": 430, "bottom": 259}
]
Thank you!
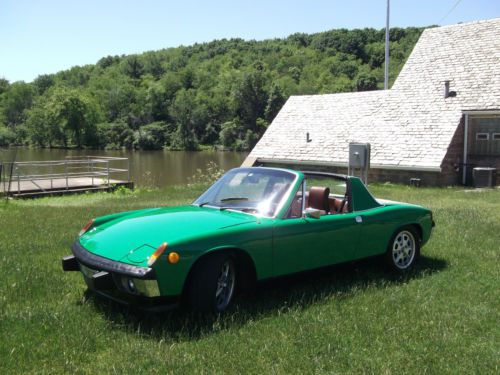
[{"left": 438, "top": 0, "right": 464, "bottom": 24}]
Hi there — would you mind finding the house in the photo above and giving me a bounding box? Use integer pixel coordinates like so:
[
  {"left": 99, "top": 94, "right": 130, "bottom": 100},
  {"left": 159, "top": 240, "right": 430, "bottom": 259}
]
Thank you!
[{"left": 244, "top": 18, "right": 500, "bottom": 186}]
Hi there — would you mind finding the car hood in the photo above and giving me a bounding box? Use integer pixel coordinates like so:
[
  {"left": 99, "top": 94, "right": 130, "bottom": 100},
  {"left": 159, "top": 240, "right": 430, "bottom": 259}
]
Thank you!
[{"left": 78, "top": 205, "right": 257, "bottom": 266}]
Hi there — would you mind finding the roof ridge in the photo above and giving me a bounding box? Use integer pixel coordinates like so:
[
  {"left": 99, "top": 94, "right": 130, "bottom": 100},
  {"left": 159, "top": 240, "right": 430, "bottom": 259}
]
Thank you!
[
  {"left": 289, "top": 90, "right": 388, "bottom": 100},
  {"left": 424, "top": 17, "right": 500, "bottom": 33}
]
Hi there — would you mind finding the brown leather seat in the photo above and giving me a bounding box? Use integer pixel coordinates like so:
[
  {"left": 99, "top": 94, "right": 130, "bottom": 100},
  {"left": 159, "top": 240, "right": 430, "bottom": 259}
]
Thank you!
[
  {"left": 329, "top": 197, "right": 349, "bottom": 213},
  {"left": 308, "top": 187, "right": 330, "bottom": 214}
]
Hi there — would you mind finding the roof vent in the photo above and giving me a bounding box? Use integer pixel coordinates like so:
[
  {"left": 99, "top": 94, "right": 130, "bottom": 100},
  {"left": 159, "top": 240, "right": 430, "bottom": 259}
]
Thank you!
[{"left": 444, "top": 80, "right": 457, "bottom": 98}]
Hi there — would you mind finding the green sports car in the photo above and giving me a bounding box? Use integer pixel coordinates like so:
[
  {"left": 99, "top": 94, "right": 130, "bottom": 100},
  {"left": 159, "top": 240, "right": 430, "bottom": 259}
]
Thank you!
[{"left": 62, "top": 167, "right": 435, "bottom": 313}]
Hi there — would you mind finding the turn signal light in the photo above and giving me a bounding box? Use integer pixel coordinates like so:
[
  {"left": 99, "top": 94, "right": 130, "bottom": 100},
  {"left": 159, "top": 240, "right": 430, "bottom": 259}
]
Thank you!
[
  {"left": 79, "top": 219, "right": 95, "bottom": 236},
  {"left": 147, "top": 242, "right": 167, "bottom": 267},
  {"left": 167, "top": 252, "right": 180, "bottom": 264}
]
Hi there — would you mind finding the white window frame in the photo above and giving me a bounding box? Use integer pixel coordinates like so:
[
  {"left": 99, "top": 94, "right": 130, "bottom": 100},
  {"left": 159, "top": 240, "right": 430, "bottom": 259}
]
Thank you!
[
  {"left": 493, "top": 133, "right": 500, "bottom": 141},
  {"left": 476, "top": 133, "right": 489, "bottom": 141}
]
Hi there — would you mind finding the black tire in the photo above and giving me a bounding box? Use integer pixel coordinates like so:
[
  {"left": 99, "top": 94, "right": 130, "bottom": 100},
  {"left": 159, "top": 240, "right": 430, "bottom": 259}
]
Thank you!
[
  {"left": 187, "top": 253, "right": 236, "bottom": 313},
  {"left": 385, "top": 226, "right": 420, "bottom": 272}
]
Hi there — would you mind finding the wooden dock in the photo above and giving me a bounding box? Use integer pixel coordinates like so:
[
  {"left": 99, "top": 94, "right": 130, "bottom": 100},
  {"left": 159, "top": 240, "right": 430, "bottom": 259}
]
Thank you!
[{"left": 0, "top": 157, "right": 133, "bottom": 198}]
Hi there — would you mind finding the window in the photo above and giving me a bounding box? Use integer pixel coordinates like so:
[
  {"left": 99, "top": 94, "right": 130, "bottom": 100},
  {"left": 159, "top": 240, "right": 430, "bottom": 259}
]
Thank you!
[
  {"left": 476, "top": 133, "right": 489, "bottom": 141},
  {"left": 193, "top": 168, "right": 296, "bottom": 217},
  {"left": 284, "top": 174, "right": 349, "bottom": 219},
  {"left": 493, "top": 133, "right": 500, "bottom": 141}
]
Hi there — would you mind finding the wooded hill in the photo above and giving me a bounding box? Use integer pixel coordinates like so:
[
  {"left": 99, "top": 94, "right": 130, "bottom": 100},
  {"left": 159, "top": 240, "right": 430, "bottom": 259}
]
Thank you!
[{"left": 0, "top": 27, "right": 424, "bottom": 150}]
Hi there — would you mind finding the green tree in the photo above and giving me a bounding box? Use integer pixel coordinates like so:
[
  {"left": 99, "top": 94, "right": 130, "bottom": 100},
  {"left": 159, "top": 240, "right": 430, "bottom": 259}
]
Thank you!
[
  {"left": 0, "top": 125, "right": 15, "bottom": 146},
  {"left": 3, "top": 82, "right": 33, "bottom": 127},
  {"left": 136, "top": 122, "right": 168, "bottom": 150},
  {"left": 356, "top": 73, "right": 378, "bottom": 91},
  {"left": 232, "top": 69, "right": 268, "bottom": 132},
  {"left": 265, "top": 82, "right": 286, "bottom": 122},
  {"left": 169, "top": 89, "right": 198, "bottom": 150},
  {"left": 26, "top": 88, "right": 102, "bottom": 147},
  {"left": 33, "top": 74, "right": 55, "bottom": 95},
  {"left": 0, "top": 78, "right": 9, "bottom": 95},
  {"left": 123, "top": 55, "right": 144, "bottom": 80}
]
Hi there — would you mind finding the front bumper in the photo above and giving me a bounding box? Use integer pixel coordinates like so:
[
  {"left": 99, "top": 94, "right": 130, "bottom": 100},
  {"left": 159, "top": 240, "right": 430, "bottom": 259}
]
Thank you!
[{"left": 63, "top": 241, "right": 163, "bottom": 300}]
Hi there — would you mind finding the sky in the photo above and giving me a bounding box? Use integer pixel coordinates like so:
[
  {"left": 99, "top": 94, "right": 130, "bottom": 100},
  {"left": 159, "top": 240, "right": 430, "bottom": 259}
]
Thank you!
[{"left": 1, "top": 0, "right": 499, "bottom": 83}]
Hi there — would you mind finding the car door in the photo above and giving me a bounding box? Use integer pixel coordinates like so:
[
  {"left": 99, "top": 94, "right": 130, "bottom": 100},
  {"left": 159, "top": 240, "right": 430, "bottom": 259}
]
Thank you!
[{"left": 272, "top": 212, "right": 362, "bottom": 276}]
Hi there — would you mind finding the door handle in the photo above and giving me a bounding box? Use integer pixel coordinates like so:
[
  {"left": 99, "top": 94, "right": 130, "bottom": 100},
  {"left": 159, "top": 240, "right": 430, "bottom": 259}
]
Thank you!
[{"left": 355, "top": 216, "right": 363, "bottom": 224}]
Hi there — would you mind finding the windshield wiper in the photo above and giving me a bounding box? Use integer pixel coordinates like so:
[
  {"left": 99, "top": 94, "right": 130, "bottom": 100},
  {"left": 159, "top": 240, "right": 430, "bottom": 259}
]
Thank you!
[
  {"left": 220, "top": 197, "right": 249, "bottom": 202},
  {"left": 219, "top": 206, "right": 256, "bottom": 212},
  {"left": 197, "top": 201, "right": 212, "bottom": 207}
]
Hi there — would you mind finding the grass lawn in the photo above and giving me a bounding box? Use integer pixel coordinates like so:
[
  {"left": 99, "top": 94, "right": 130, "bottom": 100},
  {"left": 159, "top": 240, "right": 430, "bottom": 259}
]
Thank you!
[{"left": 0, "top": 184, "right": 499, "bottom": 374}]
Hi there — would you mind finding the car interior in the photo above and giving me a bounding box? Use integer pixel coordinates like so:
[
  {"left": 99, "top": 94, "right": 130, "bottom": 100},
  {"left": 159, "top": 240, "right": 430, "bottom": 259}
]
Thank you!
[{"left": 285, "top": 177, "right": 350, "bottom": 219}]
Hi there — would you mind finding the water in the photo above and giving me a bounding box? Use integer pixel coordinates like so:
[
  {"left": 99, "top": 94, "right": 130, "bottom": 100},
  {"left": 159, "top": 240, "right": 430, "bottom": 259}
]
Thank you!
[{"left": 0, "top": 148, "right": 248, "bottom": 188}]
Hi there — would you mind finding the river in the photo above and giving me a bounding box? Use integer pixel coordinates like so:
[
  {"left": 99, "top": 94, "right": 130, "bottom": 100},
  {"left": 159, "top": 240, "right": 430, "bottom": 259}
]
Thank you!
[{"left": 0, "top": 148, "right": 248, "bottom": 188}]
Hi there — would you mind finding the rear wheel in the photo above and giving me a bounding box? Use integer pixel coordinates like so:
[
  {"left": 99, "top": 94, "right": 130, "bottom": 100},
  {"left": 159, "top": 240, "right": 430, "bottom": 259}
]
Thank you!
[
  {"left": 187, "top": 254, "right": 236, "bottom": 313},
  {"left": 385, "top": 226, "right": 420, "bottom": 271}
]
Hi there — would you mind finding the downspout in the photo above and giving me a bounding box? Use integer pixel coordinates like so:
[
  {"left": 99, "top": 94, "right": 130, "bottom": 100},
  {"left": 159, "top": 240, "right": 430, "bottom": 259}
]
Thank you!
[{"left": 462, "top": 114, "right": 469, "bottom": 185}]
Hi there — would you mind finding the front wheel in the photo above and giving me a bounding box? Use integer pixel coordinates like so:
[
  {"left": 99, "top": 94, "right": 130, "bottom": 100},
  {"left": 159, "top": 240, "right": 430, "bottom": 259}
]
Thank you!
[
  {"left": 187, "top": 254, "right": 236, "bottom": 313},
  {"left": 385, "top": 227, "right": 420, "bottom": 272}
]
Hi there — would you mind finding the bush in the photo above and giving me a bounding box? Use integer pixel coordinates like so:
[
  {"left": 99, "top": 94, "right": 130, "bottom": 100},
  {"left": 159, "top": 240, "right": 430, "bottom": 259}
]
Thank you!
[
  {"left": 136, "top": 122, "right": 168, "bottom": 150},
  {"left": 219, "top": 121, "right": 239, "bottom": 149},
  {"left": 188, "top": 161, "right": 225, "bottom": 186},
  {"left": 0, "top": 126, "right": 15, "bottom": 146},
  {"left": 96, "top": 122, "right": 135, "bottom": 149}
]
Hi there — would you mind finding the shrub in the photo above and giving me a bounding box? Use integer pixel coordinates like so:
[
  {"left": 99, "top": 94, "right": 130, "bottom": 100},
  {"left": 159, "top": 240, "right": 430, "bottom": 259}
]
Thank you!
[
  {"left": 97, "top": 122, "right": 135, "bottom": 149},
  {"left": 136, "top": 122, "right": 169, "bottom": 150},
  {"left": 0, "top": 126, "right": 15, "bottom": 146}
]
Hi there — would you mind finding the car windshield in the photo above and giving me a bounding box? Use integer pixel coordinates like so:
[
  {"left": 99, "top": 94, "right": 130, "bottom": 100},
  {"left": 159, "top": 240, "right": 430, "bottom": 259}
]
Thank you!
[{"left": 193, "top": 168, "right": 297, "bottom": 217}]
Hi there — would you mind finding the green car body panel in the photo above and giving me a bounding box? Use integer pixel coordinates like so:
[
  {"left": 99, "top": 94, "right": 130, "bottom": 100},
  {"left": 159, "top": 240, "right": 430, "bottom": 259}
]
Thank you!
[{"left": 70, "top": 168, "right": 434, "bottom": 299}]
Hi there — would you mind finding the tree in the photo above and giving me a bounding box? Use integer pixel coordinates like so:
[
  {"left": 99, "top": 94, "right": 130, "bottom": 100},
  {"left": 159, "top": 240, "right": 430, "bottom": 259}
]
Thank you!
[
  {"left": 33, "top": 74, "right": 55, "bottom": 95},
  {"left": 136, "top": 122, "right": 168, "bottom": 150},
  {"left": 143, "top": 53, "right": 165, "bottom": 79},
  {"left": 3, "top": 82, "right": 33, "bottom": 127},
  {"left": 0, "top": 125, "right": 15, "bottom": 146},
  {"left": 26, "top": 88, "right": 102, "bottom": 147},
  {"left": 219, "top": 120, "right": 239, "bottom": 148},
  {"left": 0, "top": 78, "right": 9, "bottom": 95},
  {"left": 97, "top": 55, "right": 120, "bottom": 69},
  {"left": 265, "top": 82, "right": 286, "bottom": 122},
  {"left": 232, "top": 69, "right": 268, "bottom": 132},
  {"left": 356, "top": 73, "right": 378, "bottom": 91},
  {"left": 123, "top": 55, "right": 144, "bottom": 80},
  {"left": 60, "top": 94, "right": 97, "bottom": 147},
  {"left": 26, "top": 103, "right": 55, "bottom": 147},
  {"left": 169, "top": 89, "right": 198, "bottom": 150}
]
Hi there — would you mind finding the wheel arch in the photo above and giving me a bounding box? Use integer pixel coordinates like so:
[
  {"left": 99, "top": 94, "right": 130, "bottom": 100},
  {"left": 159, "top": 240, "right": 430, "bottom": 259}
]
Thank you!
[
  {"left": 391, "top": 222, "right": 423, "bottom": 242},
  {"left": 182, "top": 246, "right": 257, "bottom": 297},
  {"left": 406, "top": 223, "right": 423, "bottom": 242}
]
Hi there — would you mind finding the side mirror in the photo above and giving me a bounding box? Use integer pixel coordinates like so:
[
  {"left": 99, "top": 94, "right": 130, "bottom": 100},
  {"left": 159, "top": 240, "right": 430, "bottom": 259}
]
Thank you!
[{"left": 303, "top": 207, "right": 321, "bottom": 219}]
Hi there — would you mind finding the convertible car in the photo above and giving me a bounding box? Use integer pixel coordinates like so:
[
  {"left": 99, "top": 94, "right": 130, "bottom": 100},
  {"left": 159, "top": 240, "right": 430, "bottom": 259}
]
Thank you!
[{"left": 62, "top": 167, "right": 434, "bottom": 312}]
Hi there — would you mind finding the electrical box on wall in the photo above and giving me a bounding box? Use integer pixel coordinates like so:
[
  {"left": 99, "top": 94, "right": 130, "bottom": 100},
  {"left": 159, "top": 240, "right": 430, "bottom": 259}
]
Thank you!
[
  {"left": 348, "top": 143, "right": 371, "bottom": 184},
  {"left": 349, "top": 143, "right": 371, "bottom": 169}
]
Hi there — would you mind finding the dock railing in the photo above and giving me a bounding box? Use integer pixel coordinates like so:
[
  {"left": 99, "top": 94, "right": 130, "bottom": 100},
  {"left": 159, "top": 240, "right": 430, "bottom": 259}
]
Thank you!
[{"left": 0, "top": 156, "right": 130, "bottom": 196}]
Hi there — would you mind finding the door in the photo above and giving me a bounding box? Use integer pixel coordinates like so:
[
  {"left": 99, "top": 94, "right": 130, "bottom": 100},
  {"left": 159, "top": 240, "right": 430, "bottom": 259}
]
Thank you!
[{"left": 272, "top": 213, "right": 362, "bottom": 276}]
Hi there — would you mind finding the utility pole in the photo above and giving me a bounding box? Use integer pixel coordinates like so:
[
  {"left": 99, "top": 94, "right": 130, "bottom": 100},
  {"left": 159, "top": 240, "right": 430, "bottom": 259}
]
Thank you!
[{"left": 384, "top": 0, "right": 390, "bottom": 90}]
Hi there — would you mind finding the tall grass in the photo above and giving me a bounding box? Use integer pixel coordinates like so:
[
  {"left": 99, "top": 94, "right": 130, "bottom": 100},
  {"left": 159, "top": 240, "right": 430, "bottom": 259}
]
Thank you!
[{"left": 0, "top": 184, "right": 499, "bottom": 374}]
